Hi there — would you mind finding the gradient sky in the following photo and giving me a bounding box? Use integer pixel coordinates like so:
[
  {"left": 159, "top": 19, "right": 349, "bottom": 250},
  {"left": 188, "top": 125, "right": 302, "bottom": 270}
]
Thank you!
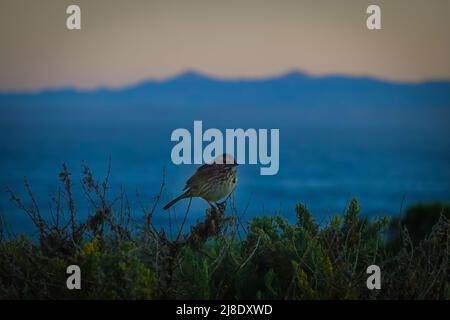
[{"left": 1, "top": 0, "right": 450, "bottom": 91}]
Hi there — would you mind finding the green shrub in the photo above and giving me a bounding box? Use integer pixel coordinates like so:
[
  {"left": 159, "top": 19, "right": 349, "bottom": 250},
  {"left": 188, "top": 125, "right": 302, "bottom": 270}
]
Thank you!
[{"left": 1, "top": 164, "right": 448, "bottom": 299}]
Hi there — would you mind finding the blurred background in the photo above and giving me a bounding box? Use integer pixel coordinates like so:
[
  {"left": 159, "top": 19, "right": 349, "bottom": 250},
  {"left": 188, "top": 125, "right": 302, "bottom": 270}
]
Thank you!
[{"left": 0, "top": 0, "right": 449, "bottom": 234}]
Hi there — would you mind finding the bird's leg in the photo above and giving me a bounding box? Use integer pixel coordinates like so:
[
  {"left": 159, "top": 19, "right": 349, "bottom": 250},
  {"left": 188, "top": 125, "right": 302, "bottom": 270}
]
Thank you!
[
  {"left": 215, "top": 201, "right": 226, "bottom": 212},
  {"left": 216, "top": 193, "right": 232, "bottom": 212}
]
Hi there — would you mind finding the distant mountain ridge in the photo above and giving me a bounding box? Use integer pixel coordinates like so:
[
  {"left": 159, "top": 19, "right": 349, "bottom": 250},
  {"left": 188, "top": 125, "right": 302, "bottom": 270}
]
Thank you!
[{"left": 1, "top": 70, "right": 450, "bottom": 109}]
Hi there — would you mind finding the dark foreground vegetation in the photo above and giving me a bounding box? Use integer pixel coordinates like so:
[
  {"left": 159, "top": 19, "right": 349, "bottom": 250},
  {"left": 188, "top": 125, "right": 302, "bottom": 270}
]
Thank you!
[{"left": 0, "top": 164, "right": 449, "bottom": 299}]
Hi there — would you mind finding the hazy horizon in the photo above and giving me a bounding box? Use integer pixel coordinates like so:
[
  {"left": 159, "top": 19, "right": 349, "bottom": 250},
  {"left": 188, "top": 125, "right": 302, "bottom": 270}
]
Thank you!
[
  {"left": 2, "top": 0, "right": 450, "bottom": 92},
  {"left": 2, "top": 68, "right": 450, "bottom": 94}
]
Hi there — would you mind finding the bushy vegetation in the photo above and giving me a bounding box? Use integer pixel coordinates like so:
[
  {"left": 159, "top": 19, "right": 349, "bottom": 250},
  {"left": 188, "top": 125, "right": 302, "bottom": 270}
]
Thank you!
[{"left": 0, "top": 164, "right": 449, "bottom": 299}]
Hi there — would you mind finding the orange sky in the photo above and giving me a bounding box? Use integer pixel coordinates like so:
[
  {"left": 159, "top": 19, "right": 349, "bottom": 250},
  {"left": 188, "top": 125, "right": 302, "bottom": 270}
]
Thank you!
[{"left": 1, "top": 0, "right": 450, "bottom": 92}]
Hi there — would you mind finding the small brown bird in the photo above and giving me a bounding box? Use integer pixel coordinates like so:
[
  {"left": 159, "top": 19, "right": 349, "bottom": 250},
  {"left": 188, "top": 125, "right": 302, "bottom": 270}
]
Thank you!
[{"left": 163, "top": 154, "right": 238, "bottom": 210}]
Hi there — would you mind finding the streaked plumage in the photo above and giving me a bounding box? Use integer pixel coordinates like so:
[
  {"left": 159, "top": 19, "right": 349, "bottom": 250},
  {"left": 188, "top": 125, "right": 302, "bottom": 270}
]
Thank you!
[{"left": 163, "top": 154, "right": 238, "bottom": 210}]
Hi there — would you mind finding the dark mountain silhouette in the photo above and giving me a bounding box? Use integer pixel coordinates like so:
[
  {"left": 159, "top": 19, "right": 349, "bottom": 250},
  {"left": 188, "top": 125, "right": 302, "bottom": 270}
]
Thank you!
[{"left": 1, "top": 70, "right": 450, "bottom": 109}]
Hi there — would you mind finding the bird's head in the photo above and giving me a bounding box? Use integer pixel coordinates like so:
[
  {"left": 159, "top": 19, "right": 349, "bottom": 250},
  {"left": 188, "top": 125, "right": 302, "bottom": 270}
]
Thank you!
[{"left": 214, "top": 153, "right": 238, "bottom": 166}]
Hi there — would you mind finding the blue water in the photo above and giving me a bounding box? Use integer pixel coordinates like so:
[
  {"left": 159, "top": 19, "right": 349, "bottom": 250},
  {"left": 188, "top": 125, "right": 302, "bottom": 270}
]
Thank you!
[{"left": 1, "top": 104, "right": 450, "bottom": 235}]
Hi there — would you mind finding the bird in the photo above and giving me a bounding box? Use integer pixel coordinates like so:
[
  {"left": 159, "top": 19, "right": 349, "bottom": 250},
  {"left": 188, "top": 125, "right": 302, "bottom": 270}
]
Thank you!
[{"left": 163, "top": 154, "right": 238, "bottom": 211}]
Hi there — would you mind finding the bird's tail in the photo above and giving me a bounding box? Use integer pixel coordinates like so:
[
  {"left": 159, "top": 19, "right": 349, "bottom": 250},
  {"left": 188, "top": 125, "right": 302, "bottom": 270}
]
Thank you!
[{"left": 163, "top": 190, "right": 190, "bottom": 210}]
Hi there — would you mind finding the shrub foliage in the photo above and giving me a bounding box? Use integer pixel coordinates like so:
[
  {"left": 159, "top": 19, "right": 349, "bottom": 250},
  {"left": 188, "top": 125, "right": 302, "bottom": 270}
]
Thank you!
[{"left": 0, "top": 164, "right": 449, "bottom": 299}]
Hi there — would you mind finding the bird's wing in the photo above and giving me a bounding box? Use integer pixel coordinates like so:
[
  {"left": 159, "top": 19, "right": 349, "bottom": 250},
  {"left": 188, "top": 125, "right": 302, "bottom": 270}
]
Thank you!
[{"left": 183, "top": 163, "right": 216, "bottom": 190}]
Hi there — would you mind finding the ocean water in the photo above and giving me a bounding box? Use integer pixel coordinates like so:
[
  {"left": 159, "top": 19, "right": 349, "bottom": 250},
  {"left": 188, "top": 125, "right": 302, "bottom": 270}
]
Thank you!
[{"left": 1, "top": 105, "right": 450, "bottom": 235}]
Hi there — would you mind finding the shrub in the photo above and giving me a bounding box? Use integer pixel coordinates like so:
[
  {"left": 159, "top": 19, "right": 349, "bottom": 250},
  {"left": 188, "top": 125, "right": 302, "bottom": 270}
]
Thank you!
[{"left": 1, "top": 164, "right": 448, "bottom": 300}]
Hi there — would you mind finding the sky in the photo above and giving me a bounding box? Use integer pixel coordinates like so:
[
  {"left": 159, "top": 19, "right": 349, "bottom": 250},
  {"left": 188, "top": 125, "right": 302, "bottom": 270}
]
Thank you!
[{"left": 1, "top": 0, "right": 450, "bottom": 92}]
